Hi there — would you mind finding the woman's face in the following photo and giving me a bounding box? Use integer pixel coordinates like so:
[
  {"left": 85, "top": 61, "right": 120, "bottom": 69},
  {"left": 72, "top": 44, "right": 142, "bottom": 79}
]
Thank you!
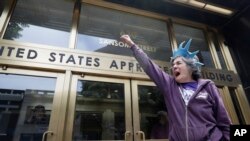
[{"left": 172, "top": 57, "right": 194, "bottom": 83}]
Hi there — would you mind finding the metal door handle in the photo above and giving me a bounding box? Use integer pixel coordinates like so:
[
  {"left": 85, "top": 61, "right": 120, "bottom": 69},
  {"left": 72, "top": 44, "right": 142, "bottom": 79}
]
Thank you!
[
  {"left": 125, "top": 131, "right": 131, "bottom": 141},
  {"left": 136, "top": 131, "right": 145, "bottom": 141},
  {"left": 42, "top": 131, "right": 53, "bottom": 141}
]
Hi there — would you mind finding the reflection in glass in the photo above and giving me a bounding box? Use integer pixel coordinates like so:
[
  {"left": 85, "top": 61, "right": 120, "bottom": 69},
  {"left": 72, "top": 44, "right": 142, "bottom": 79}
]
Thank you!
[
  {"left": 3, "top": 0, "right": 74, "bottom": 48},
  {"left": 0, "top": 73, "right": 56, "bottom": 141},
  {"left": 210, "top": 32, "right": 227, "bottom": 69},
  {"left": 77, "top": 4, "right": 171, "bottom": 61},
  {"left": 229, "top": 87, "right": 245, "bottom": 124},
  {"left": 73, "top": 80, "right": 125, "bottom": 140},
  {"left": 0, "top": 0, "right": 7, "bottom": 17},
  {"left": 138, "top": 85, "right": 168, "bottom": 139},
  {"left": 173, "top": 23, "right": 215, "bottom": 68}
]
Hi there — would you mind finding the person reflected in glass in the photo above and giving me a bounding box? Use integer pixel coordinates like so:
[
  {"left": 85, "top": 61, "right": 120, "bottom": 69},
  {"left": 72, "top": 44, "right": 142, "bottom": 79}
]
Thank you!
[
  {"left": 26, "top": 105, "right": 48, "bottom": 125},
  {"left": 151, "top": 111, "right": 169, "bottom": 139},
  {"left": 120, "top": 35, "right": 231, "bottom": 141}
]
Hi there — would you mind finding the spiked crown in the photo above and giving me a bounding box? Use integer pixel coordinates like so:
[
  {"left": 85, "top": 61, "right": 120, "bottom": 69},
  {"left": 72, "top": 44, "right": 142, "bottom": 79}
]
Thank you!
[{"left": 171, "top": 39, "right": 204, "bottom": 67}]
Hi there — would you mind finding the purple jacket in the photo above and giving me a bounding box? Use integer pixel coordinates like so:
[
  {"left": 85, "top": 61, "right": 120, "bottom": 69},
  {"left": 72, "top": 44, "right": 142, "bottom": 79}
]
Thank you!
[
  {"left": 151, "top": 122, "right": 169, "bottom": 139},
  {"left": 131, "top": 45, "right": 231, "bottom": 141}
]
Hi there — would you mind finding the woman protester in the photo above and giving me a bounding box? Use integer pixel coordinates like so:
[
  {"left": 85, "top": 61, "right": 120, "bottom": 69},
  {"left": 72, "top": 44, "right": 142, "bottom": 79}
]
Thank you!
[{"left": 120, "top": 35, "right": 231, "bottom": 141}]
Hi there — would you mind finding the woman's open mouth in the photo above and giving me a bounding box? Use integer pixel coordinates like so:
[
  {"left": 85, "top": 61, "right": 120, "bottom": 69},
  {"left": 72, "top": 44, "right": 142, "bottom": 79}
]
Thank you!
[{"left": 174, "top": 72, "right": 180, "bottom": 77}]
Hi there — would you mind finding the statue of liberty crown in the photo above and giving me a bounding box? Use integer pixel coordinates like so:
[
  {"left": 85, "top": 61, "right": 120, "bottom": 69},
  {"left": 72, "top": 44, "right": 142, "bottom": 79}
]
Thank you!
[{"left": 172, "top": 39, "right": 204, "bottom": 67}]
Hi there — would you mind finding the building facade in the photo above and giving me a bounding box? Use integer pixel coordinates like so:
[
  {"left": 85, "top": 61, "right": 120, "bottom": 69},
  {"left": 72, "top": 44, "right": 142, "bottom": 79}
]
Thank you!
[{"left": 0, "top": 0, "right": 250, "bottom": 141}]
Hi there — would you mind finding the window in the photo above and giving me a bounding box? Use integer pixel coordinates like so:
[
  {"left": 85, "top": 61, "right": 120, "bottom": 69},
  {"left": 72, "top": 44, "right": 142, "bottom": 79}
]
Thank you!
[
  {"left": 210, "top": 31, "right": 227, "bottom": 69},
  {"left": 3, "top": 0, "right": 74, "bottom": 48},
  {"left": 0, "top": 73, "right": 56, "bottom": 141},
  {"left": 173, "top": 23, "right": 215, "bottom": 68},
  {"left": 0, "top": 0, "right": 6, "bottom": 17},
  {"left": 77, "top": 4, "right": 171, "bottom": 61}
]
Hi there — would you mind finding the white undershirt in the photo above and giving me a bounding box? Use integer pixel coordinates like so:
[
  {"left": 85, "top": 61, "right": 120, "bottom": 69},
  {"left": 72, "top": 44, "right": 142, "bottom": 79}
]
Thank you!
[{"left": 179, "top": 87, "right": 195, "bottom": 105}]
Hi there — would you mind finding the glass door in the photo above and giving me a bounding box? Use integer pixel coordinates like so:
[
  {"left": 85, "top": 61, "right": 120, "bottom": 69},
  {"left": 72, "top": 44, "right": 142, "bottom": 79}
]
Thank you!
[
  {"left": 0, "top": 68, "right": 65, "bottom": 141},
  {"left": 65, "top": 75, "right": 132, "bottom": 141},
  {"left": 131, "top": 80, "right": 169, "bottom": 141}
]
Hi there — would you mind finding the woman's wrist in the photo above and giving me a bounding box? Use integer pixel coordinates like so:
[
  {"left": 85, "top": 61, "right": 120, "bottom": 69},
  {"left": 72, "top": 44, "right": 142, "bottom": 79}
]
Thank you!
[
  {"left": 130, "top": 43, "right": 135, "bottom": 48},
  {"left": 128, "top": 41, "right": 135, "bottom": 48}
]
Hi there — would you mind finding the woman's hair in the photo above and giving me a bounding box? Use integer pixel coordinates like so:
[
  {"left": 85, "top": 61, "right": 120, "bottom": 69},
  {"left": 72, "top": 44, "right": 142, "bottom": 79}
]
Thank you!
[
  {"left": 171, "top": 56, "right": 202, "bottom": 80},
  {"left": 34, "top": 105, "right": 45, "bottom": 112}
]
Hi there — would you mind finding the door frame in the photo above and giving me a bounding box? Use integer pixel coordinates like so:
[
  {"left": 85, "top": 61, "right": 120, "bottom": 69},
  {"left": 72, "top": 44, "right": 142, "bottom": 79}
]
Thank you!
[
  {"left": 64, "top": 74, "right": 133, "bottom": 141},
  {"left": 131, "top": 80, "right": 169, "bottom": 141},
  {"left": 0, "top": 67, "right": 65, "bottom": 141}
]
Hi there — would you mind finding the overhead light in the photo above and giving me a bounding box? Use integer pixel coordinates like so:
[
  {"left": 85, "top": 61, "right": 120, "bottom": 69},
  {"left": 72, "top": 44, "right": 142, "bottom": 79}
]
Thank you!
[
  {"left": 204, "top": 4, "right": 233, "bottom": 15},
  {"left": 188, "top": 0, "right": 205, "bottom": 8},
  {"left": 173, "top": 0, "right": 205, "bottom": 8},
  {"left": 171, "top": 0, "right": 234, "bottom": 16}
]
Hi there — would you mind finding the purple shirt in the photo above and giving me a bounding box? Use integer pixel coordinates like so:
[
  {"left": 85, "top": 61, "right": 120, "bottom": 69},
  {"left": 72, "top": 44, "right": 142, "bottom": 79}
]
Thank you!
[
  {"left": 181, "top": 82, "right": 198, "bottom": 91},
  {"left": 131, "top": 44, "right": 231, "bottom": 141}
]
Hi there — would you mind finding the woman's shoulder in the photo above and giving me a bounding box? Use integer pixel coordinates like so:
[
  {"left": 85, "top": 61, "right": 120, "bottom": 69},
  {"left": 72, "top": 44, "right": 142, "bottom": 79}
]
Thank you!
[{"left": 198, "top": 78, "right": 214, "bottom": 85}]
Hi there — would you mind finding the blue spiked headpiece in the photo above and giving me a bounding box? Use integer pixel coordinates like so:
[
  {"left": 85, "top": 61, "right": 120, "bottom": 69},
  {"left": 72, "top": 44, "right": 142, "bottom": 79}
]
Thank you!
[{"left": 171, "top": 39, "right": 204, "bottom": 67}]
